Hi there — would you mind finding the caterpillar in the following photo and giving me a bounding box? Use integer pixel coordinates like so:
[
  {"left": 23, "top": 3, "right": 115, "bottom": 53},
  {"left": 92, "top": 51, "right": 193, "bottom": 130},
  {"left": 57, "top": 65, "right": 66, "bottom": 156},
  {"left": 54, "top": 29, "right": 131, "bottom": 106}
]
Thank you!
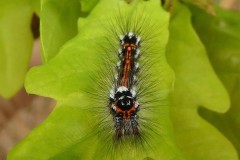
[
  {"left": 109, "top": 32, "right": 141, "bottom": 137},
  {"left": 83, "top": 0, "right": 171, "bottom": 158}
]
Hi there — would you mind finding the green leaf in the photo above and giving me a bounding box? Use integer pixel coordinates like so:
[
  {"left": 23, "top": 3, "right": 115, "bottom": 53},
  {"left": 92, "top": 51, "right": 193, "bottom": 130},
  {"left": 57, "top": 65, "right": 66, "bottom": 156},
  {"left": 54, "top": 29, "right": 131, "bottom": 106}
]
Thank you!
[
  {"left": 79, "top": 0, "right": 99, "bottom": 13},
  {"left": 41, "top": 0, "right": 81, "bottom": 63},
  {"left": 190, "top": 5, "right": 240, "bottom": 157},
  {"left": 8, "top": 0, "right": 185, "bottom": 159},
  {"left": 0, "top": 0, "right": 37, "bottom": 98},
  {"left": 182, "top": 0, "right": 215, "bottom": 14},
  {"left": 166, "top": 3, "right": 238, "bottom": 160},
  {"left": 31, "top": 0, "right": 41, "bottom": 16}
]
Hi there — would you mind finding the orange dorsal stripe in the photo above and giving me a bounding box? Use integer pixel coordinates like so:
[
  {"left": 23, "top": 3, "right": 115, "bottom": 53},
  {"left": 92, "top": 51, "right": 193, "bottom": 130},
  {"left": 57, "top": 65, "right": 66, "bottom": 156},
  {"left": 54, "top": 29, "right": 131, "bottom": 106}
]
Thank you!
[{"left": 121, "top": 46, "right": 132, "bottom": 87}]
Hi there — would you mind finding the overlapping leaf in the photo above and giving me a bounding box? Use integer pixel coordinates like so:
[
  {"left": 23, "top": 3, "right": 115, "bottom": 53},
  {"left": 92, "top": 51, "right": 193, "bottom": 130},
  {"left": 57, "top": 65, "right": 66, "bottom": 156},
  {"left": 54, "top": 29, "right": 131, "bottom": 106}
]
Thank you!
[
  {"left": 0, "top": 0, "right": 39, "bottom": 98},
  {"left": 41, "top": 0, "right": 82, "bottom": 62},
  {"left": 190, "top": 5, "right": 240, "bottom": 157},
  {"left": 79, "top": 0, "right": 99, "bottom": 13},
  {"left": 166, "top": 3, "right": 238, "bottom": 160}
]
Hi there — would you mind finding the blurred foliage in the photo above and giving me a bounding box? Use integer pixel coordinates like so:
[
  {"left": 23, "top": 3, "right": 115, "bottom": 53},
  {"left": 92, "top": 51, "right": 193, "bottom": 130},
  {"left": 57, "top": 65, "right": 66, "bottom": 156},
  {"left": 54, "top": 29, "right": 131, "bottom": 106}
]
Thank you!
[
  {"left": 190, "top": 4, "right": 240, "bottom": 157},
  {"left": 182, "top": 0, "right": 215, "bottom": 14},
  {"left": 0, "top": 0, "right": 40, "bottom": 98},
  {"left": 166, "top": 2, "right": 237, "bottom": 160}
]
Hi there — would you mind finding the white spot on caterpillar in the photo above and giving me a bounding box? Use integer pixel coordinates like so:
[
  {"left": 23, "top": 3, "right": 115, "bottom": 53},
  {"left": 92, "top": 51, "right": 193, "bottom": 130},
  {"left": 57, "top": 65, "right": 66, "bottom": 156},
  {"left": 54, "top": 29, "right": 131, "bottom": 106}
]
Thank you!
[
  {"left": 120, "top": 35, "right": 124, "bottom": 45},
  {"left": 134, "top": 101, "right": 139, "bottom": 108},
  {"left": 112, "top": 103, "right": 116, "bottom": 111},
  {"left": 136, "top": 36, "right": 141, "bottom": 45},
  {"left": 131, "top": 87, "right": 136, "bottom": 97},
  {"left": 135, "top": 62, "right": 139, "bottom": 70},
  {"left": 118, "top": 49, "right": 123, "bottom": 57},
  {"left": 115, "top": 74, "right": 118, "bottom": 80},
  {"left": 128, "top": 32, "right": 134, "bottom": 38},
  {"left": 119, "top": 96, "right": 124, "bottom": 100},
  {"left": 117, "top": 86, "right": 128, "bottom": 93},
  {"left": 117, "top": 61, "right": 121, "bottom": 68},
  {"left": 110, "top": 89, "right": 114, "bottom": 99},
  {"left": 133, "top": 75, "right": 137, "bottom": 82},
  {"left": 135, "top": 49, "right": 140, "bottom": 59}
]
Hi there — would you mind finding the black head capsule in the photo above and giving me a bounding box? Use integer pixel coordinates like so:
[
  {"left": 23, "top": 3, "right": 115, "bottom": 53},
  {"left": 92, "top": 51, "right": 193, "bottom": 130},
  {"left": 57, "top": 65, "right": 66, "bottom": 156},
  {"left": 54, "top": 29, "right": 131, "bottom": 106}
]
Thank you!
[
  {"left": 120, "top": 32, "right": 141, "bottom": 47},
  {"left": 119, "top": 32, "right": 141, "bottom": 61}
]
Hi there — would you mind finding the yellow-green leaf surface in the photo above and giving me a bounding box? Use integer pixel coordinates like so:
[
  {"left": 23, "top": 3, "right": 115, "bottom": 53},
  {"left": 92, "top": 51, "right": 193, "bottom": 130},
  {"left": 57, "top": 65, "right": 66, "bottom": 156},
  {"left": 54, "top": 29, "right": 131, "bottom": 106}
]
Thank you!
[
  {"left": 166, "top": 3, "right": 238, "bottom": 160},
  {"left": 79, "top": 0, "right": 99, "bottom": 13},
  {"left": 0, "top": 0, "right": 39, "bottom": 98},
  {"left": 41, "top": 0, "right": 81, "bottom": 62},
  {"left": 190, "top": 5, "right": 240, "bottom": 157},
  {"left": 8, "top": 0, "right": 185, "bottom": 159}
]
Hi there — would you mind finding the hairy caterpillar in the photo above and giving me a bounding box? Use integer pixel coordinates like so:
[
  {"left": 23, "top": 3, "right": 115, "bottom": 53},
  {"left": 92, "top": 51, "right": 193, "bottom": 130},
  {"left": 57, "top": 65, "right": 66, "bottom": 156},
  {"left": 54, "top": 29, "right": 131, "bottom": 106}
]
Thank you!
[
  {"left": 83, "top": 0, "right": 172, "bottom": 158},
  {"left": 109, "top": 32, "right": 141, "bottom": 137}
]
